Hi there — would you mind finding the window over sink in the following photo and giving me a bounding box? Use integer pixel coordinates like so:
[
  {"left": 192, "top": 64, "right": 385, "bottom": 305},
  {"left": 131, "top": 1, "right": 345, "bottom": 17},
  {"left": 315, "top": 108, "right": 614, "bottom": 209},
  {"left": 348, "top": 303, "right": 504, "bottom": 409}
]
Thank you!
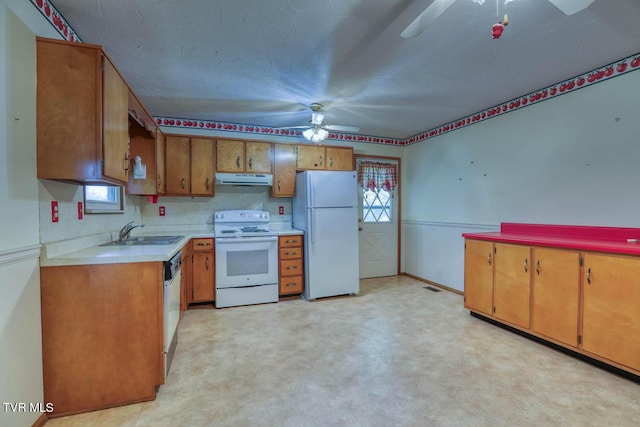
[{"left": 84, "top": 185, "right": 124, "bottom": 214}]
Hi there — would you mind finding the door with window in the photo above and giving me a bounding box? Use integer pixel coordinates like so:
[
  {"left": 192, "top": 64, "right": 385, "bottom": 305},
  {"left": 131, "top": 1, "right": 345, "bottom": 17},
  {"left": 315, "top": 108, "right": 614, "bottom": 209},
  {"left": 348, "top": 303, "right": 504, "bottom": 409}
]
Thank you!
[{"left": 357, "top": 158, "right": 399, "bottom": 278}]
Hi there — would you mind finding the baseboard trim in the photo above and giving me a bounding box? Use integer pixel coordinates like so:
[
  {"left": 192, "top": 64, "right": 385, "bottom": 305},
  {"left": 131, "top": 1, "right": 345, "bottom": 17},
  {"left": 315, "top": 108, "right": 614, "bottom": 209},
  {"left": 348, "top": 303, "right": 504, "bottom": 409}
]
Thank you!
[
  {"left": 469, "top": 311, "right": 640, "bottom": 384},
  {"left": 401, "top": 273, "right": 463, "bottom": 296}
]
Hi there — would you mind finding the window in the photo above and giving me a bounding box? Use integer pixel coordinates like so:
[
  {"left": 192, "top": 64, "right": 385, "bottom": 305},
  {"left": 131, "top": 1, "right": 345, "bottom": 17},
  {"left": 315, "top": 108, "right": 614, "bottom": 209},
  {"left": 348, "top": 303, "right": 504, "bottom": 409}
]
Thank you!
[
  {"left": 84, "top": 185, "right": 124, "bottom": 214},
  {"left": 357, "top": 160, "right": 397, "bottom": 223},
  {"left": 363, "top": 187, "right": 392, "bottom": 223}
]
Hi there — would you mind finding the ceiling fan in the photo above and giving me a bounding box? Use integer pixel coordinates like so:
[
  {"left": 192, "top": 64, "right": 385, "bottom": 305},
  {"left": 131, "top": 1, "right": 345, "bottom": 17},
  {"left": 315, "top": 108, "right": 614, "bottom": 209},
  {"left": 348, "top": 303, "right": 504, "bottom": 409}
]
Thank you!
[
  {"left": 277, "top": 103, "right": 360, "bottom": 142},
  {"left": 400, "top": 0, "right": 596, "bottom": 38}
]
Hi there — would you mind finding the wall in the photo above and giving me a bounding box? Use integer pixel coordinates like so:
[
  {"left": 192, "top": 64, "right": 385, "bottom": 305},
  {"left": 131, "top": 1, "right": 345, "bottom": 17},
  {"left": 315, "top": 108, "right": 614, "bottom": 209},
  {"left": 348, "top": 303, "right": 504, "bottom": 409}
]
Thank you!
[
  {"left": 402, "top": 70, "right": 640, "bottom": 291},
  {"left": 0, "top": 3, "right": 45, "bottom": 426}
]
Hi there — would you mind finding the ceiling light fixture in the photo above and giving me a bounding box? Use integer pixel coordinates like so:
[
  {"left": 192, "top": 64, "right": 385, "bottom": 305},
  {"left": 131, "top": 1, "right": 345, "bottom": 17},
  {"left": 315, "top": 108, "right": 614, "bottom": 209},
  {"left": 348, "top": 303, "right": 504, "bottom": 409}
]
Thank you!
[{"left": 303, "top": 126, "right": 329, "bottom": 142}]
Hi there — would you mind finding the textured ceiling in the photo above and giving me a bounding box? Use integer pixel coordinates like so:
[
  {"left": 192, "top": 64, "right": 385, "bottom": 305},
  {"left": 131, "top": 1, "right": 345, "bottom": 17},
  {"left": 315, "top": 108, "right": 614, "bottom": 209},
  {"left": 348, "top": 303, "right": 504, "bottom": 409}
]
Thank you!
[{"left": 49, "top": 0, "right": 640, "bottom": 140}]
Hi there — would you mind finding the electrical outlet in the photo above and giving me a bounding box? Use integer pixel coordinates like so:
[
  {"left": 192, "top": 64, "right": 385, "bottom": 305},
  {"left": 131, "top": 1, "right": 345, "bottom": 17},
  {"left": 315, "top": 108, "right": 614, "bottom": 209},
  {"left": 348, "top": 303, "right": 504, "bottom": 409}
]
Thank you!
[
  {"left": 51, "top": 201, "right": 59, "bottom": 223},
  {"left": 159, "top": 206, "right": 166, "bottom": 216},
  {"left": 77, "top": 202, "right": 83, "bottom": 220},
  {"left": 279, "top": 206, "right": 284, "bottom": 215}
]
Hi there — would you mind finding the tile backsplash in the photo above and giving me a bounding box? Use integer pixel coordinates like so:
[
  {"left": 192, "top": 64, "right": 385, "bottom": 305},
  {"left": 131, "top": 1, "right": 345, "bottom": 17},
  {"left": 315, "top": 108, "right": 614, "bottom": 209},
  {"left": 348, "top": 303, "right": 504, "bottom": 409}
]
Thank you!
[{"left": 140, "top": 184, "right": 292, "bottom": 226}]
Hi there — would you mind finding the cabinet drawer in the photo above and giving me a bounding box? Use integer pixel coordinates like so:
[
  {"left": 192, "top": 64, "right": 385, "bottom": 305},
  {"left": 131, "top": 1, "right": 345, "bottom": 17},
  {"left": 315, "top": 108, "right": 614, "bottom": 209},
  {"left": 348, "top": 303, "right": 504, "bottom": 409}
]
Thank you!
[
  {"left": 279, "top": 247, "right": 302, "bottom": 260},
  {"left": 280, "top": 259, "right": 303, "bottom": 276},
  {"left": 279, "top": 235, "right": 302, "bottom": 248},
  {"left": 279, "top": 275, "right": 303, "bottom": 295},
  {"left": 192, "top": 238, "right": 214, "bottom": 251}
]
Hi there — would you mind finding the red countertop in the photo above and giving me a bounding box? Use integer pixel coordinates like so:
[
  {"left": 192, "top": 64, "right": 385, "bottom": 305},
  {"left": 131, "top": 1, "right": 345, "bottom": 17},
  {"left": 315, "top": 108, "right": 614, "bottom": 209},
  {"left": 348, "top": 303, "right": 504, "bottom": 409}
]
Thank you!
[{"left": 462, "top": 223, "right": 640, "bottom": 256}]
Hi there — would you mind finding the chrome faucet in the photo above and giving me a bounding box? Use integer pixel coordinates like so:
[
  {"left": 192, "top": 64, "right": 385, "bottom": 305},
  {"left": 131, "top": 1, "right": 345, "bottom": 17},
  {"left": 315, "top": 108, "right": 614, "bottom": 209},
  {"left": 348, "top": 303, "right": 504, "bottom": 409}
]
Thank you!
[{"left": 118, "top": 221, "right": 144, "bottom": 241}]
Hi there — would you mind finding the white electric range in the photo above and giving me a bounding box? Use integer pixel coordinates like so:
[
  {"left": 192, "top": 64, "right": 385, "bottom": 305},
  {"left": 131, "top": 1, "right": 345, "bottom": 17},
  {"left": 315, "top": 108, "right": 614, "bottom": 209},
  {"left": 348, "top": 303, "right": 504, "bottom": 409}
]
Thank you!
[{"left": 214, "top": 210, "right": 279, "bottom": 308}]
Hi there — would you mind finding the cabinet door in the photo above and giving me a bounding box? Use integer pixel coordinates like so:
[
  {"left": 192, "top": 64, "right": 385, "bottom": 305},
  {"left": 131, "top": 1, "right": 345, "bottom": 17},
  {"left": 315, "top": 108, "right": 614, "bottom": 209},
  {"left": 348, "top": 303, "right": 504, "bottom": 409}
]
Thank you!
[
  {"left": 245, "top": 142, "right": 272, "bottom": 173},
  {"left": 156, "top": 130, "right": 166, "bottom": 194},
  {"left": 326, "top": 147, "right": 353, "bottom": 171},
  {"left": 192, "top": 252, "right": 215, "bottom": 302},
  {"left": 37, "top": 40, "right": 101, "bottom": 181},
  {"left": 464, "top": 240, "right": 494, "bottom": 316},
  {"left": 190, "top": 138, "right": 215, "bottom": 195},
  {"left": 582, "top": 253, "right": 640, "bottom": 371},
  {"left": 165, "top": 136, "right": 191, "bottom": 194},
  {"left": 493, "top": 244, "right": 531, "bottom": 329},
  {"left": 272, "top": 144, "right": 297, "bottom": 197},
  {"left": 296, "top": 145, "right": 325, "bottom": 169},
  {"left": 531, "top": 248, "right": 580, "bottom": 347},
  {"left": 216, "top": 139, "right": 244, "bottom": 172},
  {"left": 102, "top": 57, "right": 130, "bottom": 183}
]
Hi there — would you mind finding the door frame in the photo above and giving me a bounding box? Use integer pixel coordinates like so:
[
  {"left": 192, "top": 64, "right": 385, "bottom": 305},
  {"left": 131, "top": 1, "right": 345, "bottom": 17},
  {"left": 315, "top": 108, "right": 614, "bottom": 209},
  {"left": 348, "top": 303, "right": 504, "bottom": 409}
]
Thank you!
[{"left": 354, "top": 154, "right": 402, "bottom": 276}]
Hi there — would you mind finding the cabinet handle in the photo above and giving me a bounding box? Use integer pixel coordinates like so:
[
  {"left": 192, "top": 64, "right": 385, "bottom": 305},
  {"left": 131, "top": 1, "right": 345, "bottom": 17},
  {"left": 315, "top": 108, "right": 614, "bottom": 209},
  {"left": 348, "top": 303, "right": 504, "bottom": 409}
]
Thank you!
[
  {"left": 158, "top": 174, "right": 162, "bottom": 187},
  {"left": 523, "top": 258, "right": 528, "bottom": 272},
  {"left": 236, "top": 155, "right": 240, "bottom": 168},
  {"left": 249, "top": 157, "right": 253, "bottom": 169},
  {"left": 278, "top": 180, "right": 281, "bottom": 191},
  {"left": 330, "top": 157, "right": 333, "bottom": 167},
  {"left": 196, "top": 242, "right": 210, "bottom": 247},
  {"left": 487, "top": 253, "right": 492, "bottom": 266},
  {"left": 319, "top": 155, "right": 323, "bottom": 166},
  {"left": 285, "top": 239, "right": 296, "bottom": 244},
  {"left": 123, "top": 153, "right": 130, "bottom": 175},
  {"left": 587, "top": 268, "right": 591, "bottom": 284},
  {"left": 205, "top": 177, "right": 210, "bottom": 190},
  {"left": 285, "top": 251, "right": 297, "bottom": 255},
  {"left": 205, "top": 257, "right": 209, "bottom": 270},
  {"left": 536, "top": 260, "right": 541, "bottom": 275},
  {"left": 286, "top": 266, "right": 298, "bottom": 270},
  {"left": 286, "top": 283, "right": 296, "bottom": 287},
  {"left": 181, "top": 178, "right": 186, "bottom": 189}
]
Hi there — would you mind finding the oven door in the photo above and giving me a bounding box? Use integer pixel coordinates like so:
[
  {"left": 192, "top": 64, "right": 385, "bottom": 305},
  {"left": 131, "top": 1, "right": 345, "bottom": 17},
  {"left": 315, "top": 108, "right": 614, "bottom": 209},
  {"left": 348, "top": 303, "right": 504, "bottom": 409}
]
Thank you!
[{"left": 215, "top": 236, "right": 278, "bottom": 288}]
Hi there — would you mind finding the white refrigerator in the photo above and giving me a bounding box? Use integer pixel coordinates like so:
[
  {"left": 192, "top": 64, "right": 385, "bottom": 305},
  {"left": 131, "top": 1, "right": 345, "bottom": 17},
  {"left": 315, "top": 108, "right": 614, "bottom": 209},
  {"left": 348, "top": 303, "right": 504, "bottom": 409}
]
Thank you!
[{"left": 293, "top": 170, "right": 360, "bottom": 300}]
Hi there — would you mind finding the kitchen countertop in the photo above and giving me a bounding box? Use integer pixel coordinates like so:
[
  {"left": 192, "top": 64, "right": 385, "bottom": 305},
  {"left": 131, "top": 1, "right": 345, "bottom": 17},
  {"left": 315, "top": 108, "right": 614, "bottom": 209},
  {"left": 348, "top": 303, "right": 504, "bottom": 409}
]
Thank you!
[
  {"left": 462, "top": 222, "right": 640, "bottom": 256},
  {"left": 41, "top": 225, "right": 303, "bottom": 267}
]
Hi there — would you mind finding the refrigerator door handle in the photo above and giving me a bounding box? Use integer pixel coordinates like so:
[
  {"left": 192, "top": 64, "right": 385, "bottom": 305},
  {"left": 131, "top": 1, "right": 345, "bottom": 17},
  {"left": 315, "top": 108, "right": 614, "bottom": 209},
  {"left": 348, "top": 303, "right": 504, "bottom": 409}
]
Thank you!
[{"left": 310, "top": 209, "right": 315, "bottom": 245}]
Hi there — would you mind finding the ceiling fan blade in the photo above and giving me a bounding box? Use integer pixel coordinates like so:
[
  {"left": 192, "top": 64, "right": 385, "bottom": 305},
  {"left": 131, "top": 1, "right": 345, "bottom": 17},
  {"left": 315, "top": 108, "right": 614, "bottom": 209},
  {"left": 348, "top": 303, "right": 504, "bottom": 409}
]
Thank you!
[
  {"left": 323, "top": 125, "right": 360, "bottom": 133},
  {"left": 400, "top": 0, "right": 457, "bottom": 38},
  {"left": 273, "top": 125, "right": 310, "bottom": 130},
  {"left": 547, "top": 0, "right": 595, "bottom": 15}
]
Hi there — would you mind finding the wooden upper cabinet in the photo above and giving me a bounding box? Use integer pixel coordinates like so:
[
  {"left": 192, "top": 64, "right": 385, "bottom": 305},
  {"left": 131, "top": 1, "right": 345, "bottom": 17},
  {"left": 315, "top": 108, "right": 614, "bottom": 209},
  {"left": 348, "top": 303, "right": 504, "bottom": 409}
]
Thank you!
[
  {"left": 245, "top": 142, "right": 272, "bottom": 173},
  {"left": 156, "top": 130, "right": 166, "bottom": 194},
  {"left": 36, "top": 37, "right": 129, "bottom": 185},
  {"left": 190, "top": 138, "right": 215, "bottom": 196},
  {"left": 272, "top": 144, "right": 297, "bottom": 197},
  {"left": 326, "top": 147, "right": 354, "bottom": 171},
  {"left": 216, "top": 139, "right": 244, "bottom": 172},
  {"left": 216, "top": 139, "right": 272, "bottom": 173},
  {"left": 296, "top": 145, "right": 325, "bottom": 170},
  {"left": 165, "top": 136, "right": 191, "bottom": 194}
]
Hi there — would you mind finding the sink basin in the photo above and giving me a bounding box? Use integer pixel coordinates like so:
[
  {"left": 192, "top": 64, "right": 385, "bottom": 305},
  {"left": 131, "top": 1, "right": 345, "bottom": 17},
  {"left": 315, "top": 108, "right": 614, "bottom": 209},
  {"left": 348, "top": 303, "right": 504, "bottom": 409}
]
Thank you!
[{"left": 100, "top": 235, "right": 184, "bottom": 246}]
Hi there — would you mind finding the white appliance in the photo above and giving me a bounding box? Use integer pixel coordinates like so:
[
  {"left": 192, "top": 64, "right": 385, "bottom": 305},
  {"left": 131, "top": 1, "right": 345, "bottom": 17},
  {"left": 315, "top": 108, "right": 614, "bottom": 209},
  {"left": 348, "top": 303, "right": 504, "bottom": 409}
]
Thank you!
[
  {"left": 214, "top": 210, "right": 279, "bottom": 308},
  {"left": 293, "top": 170, "right": 360, "bottom": 300},
  {"left": 163, "top": 250, "right": 182, "bottom": 380}
]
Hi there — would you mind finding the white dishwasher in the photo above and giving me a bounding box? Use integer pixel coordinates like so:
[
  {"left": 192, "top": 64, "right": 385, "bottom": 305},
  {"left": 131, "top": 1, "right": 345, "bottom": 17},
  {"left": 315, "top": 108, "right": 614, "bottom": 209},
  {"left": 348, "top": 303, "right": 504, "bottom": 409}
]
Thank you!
[{"left": 163, "top": 250, "right": 182, "bottom": 380}]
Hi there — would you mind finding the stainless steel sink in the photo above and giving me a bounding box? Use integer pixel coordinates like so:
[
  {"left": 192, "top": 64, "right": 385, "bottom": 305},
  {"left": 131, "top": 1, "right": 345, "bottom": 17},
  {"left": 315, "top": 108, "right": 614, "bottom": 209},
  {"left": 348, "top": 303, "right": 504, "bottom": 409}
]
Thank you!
[{"left": 99, "top": 235, "right": 184, "bottom": 246}]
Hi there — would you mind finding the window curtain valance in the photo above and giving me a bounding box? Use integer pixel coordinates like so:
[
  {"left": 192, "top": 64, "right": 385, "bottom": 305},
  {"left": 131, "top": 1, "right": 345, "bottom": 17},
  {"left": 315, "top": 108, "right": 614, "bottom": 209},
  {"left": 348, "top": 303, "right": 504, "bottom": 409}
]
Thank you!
[{"left": 357, "top": 161, "right": 398, "bottom": 195}]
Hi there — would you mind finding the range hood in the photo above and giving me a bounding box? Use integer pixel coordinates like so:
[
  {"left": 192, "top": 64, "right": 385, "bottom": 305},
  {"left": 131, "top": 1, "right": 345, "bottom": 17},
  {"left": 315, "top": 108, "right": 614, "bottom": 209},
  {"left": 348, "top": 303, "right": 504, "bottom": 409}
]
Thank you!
[{"left": 215, "top": 173, "right": 273, "bottom": 186}]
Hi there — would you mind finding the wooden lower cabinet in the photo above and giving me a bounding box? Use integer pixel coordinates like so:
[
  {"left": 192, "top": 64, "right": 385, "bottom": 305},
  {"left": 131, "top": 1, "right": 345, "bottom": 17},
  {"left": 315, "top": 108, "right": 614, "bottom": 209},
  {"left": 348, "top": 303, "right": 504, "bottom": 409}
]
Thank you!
[
  {"left": 464, "top": 239, "right": 494, "bottom": 316},
  {"left": 279, "top": 235, "right": 304, "bottom": 295},
  {"left": 40, "top": 262, "right": 164, "bottom": 416},
  {"left": 531, "top": 247, "right": 581, "bottom": 347},
  {"left": 189, "top": 238, "right": 215, "bottom": 303},
  {"left": 493, "top": 243, "right": 531, "bottom": 329},
  {"left": 582, "top": 253, "right": 640, "bottom": 372},
  {"left": 464, "top": 237, "right": 640, "bottom": 376}
]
